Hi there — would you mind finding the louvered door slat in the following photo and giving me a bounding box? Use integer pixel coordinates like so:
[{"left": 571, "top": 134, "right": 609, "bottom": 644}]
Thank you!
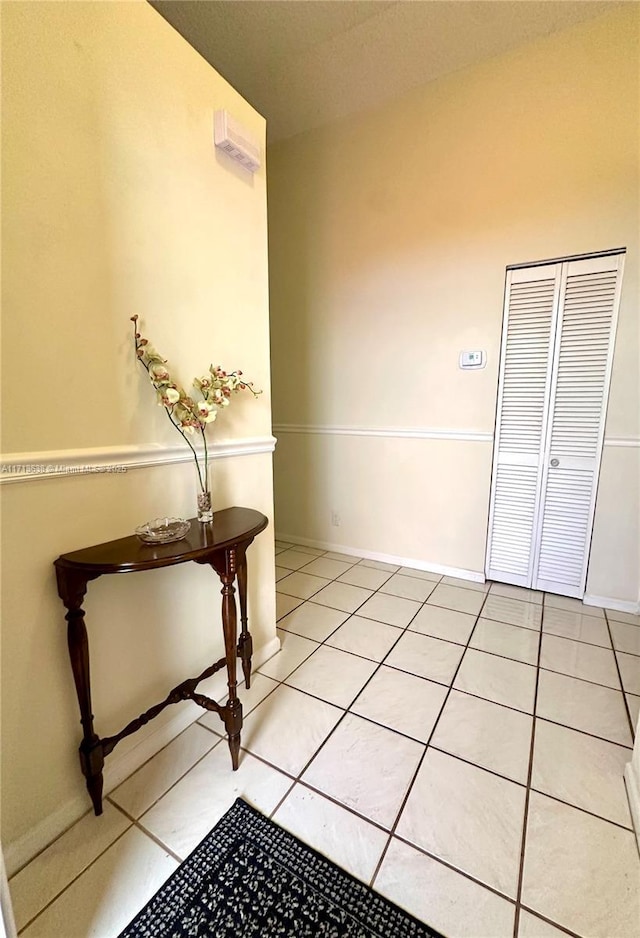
[
  {"left": 486, "top": 266, "right": 560, "bottom": 585},
  {"left": 533, "top": 254, "right": 624, "bottom": 597}
]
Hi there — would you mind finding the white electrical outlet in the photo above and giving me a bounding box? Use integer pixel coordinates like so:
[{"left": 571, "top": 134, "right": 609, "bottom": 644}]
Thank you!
[{"left": 331, "top": 511, "right": 340, "bottom": 527}]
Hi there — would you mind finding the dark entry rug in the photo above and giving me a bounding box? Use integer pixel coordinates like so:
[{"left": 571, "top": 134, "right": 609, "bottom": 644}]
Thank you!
[{"left": 119, "top": 798, "right": 443, "bottom": 937}]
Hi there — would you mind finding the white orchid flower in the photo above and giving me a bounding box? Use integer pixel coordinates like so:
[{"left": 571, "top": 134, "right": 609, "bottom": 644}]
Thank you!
[
  {"left": 162, "top": 387, "right": 180, "bottom": 405},
  {"left": 196, "top": 401, "right": 217, "bottom": 423},
  {"left": 149, "top": 362, "right": 170, "bottom": 382}
]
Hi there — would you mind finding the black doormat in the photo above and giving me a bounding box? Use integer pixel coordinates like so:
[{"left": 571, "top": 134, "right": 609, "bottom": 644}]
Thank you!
[{"left": 119, "top": 798, "right": 443, "bottom": 937}]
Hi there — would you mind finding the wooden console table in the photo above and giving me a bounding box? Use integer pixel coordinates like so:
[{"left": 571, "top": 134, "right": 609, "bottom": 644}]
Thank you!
[{"left": 54, "top": 506, "right": 268, "bottom": 816}]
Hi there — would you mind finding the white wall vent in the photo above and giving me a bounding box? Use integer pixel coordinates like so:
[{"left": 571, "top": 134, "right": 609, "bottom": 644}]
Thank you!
[{"left": 214, "top": 110, "right": 261, "bottom": 173}]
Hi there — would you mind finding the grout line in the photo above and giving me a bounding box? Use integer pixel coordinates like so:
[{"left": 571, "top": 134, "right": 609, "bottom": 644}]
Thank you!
[
  {"left": 277, "top": 602, "right": 626, "bottom": 699},
  {"left": 518, "top": 905, "right": 585, "bottom": 938},
  {"left": 604, "top": 609, "right": 636, "bottom": 738},
  {"left": 10, "top": 718, "right": 221, "bottom": 881},
  {"left": 391, "top": 834, "right": 518, "bottom": 906},
  {"left": 267, "top": 778, "right": 298, "bottom": 821},
  {"left": 274, "top": 659, "right": 632, "bottom": 758},
  {"left": 16, "top": 824, "right": 134, "bottom": 934},
  {"left": 20, "top": 548, "right": 629, "bottom": 937},
  {"left": 511, "top": 598, "right": 545, "bottom": 938},
  {"left": 130, "top": 821, "right": 186, "bottom": 865},
  {"left": 260, "top": 572, "right": 438, "bottom": 827},
  {"left": 266, "top": 580, "right": 634, "bottom": 827},
  {"left": 108, "top": 799, "right": 184, "bottom": 863},
  {"left": 8, "top": 806, "right": 97, "bottom": 881},
  {"left": 107, "top": 734, "right": 225, "bottom": 827},
  {"left": 368, "top": 590, "right": 492, "bottom": 890},
  {"left": 527, "top": 786, "right": 634, "bottom": 833},
  {"left": 478, "top": 615, "right": 542, "bottom": 634}
]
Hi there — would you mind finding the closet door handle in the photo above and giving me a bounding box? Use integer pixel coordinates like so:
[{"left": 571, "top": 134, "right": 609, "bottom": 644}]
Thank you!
[{"left": 550, "top": 458, "right": 560, "bottom": 468}]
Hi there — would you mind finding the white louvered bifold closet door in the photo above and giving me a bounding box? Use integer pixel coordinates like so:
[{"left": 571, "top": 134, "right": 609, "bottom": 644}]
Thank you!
[
  {"left": 532, "top": 254, "right": 625, "bottom": 596},
  {"left": 485, "top": 265, "right": 561, "bottom": 586},
  {"left": 486, "top": 251, "right": 625, "bottom": 598}
]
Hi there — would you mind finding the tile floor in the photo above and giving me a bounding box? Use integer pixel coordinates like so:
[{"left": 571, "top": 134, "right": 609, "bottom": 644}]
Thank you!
[{"left": 10, "top": 540, "right": 640, "bottom": 937}]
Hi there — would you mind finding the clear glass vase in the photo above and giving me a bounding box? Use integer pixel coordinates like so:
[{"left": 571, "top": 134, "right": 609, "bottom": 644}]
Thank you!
[
  {"left": 195, "top": 459, "right": 213, "bottom": 523},
  {"left": 196, "top": 488, "right": 213, "bottom": 523}
]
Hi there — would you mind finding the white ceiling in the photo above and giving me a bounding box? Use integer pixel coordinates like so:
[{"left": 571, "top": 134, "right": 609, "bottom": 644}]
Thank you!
[{"left": 151, "top": 1, "right": 621, "bottom": 142}]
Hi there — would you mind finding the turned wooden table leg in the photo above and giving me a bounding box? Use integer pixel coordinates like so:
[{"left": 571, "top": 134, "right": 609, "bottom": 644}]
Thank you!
[
  {"left": 218, "top": 551, "right": 242, "bottom": 770},
  {"left": 58, "top": 571, "right": 105, "bottom": 816},
  {"left": 236, "top": 552, "right": 253, "bottom": 690}
]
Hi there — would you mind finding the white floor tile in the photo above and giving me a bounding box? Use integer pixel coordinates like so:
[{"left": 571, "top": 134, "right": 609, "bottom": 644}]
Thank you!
[
  {"left": 241, "top": 684, "right": 342, "bottom": 776},
  {"left": 326, "top": 615, "right": 402, "bottom": 661},
  {"left": 359, "top": 558, "right": 400, "bottom": 572},
  {"left": 257, "top": 629, "right": 319, "bottom": 681},
  {"left": 471, "top": 618, "right": 540, "bottom": 666},
  {"left": 441, "top": 575, "right": 490, "bottom": 593},
  {"left": 385, "top": 631, "right": 464, "bottom": 686},
  {"left": 277, "top": 601, "right": 348, "bottom": 642},
  {"left": 409, "top": 604, "right": 476, "bottom": 645},
  {"left": 9, "top": 802, "right": 131, "bottom": 932},
  {"left": 337, "top": 565, "right": 392, "bottom": 590},
  {"left": 376, "top": 838, "right": 515, "bottom": 938},
  {"left": 275, "top": 570, "right": 330, "bottom": 599},
  {"left": 357, "top": 592, "right": 422, "bottom": 628},
  {"left": 544, "top": 594, "right": 604, "bottom": 618},
  {"left": 531, "top": 719, "right": 632, "bottom": 827},
  {"left": 617, "top": 650, "right": 640, "bottom": 694},
  {"left": 483, "top": 595, "right": 542, "bottom": 630},
  {"left": 276, "top": 592, "right": 303, "bottom": 620},
  {"left": 454, "top": 648, "right": 537, "bottom": 713},
  {"left": 276, "top": 549, "right": 320, "bottom": 570},
  {"left": 522, "top": 792, "right": 640, "bottom": 938},
  {"left": 536, "top": 670, "right": 632, "bottom": 746},
  {"left": 542, "top": 607, "right": 611, "bottom": 648},
  {"left": 140, "top": 746, "right": 292, "bottom": 859},
  {"left": 431, "top": 690, "right": 533, "bottom": 784},
  {"left": 198, "top": 673, "right": 280, "bottom": 734},
  {"left": 379, "top": 573, "right": 437, "bottom": 602},
  {"left": 606, "top": 608, "right": 640, "bottom": 627},
  {"left": 427, "top": 584, "right": 485, "bottom": 616},
  {"left": 298, "top": 556, "right": 356, "bottom": 579},
  {"left": 396, "top": 748, "right": 526, "bottom": 898},
  {"left": 490, "top": 583, "right": 543, "bottom": 605},
  {"left": 351, "top": 666, "right": 448, "bottom": 742},
  {"left": 398, "top": 566, "right": 441, "bottom": 582},
  {"left": 540, "top": 634, "right": 620, "bottom": 688},
  {"left": 626, "top": 693, "right": 640, "bottom": 731},
  {"left": 518, "top": 909, "right": 576, "bottom": 938},
  {"left": 21, "top": 827, "right": 177, "bottom": 938},
  {"left": 302, "top": 712, "right": 423, "bottom": 829},
  {"left": 273, "top": 785, "right": 388, "bottom": 884},
  {"left": 285, "top": 645, "right": 377, "bottom": 708},
  {"left": 611, "top": 620, "right": 640, "bottom": 656},
  {"left": 110, "top": 724, "right": 217, "bottom": 818},
  {"left": 324, "top": 551, "right": 363, "bottom": 562},
  {"left": 16, "top": 542, "right": 638, "bottom": 938},
  {"left": 311, "top": 581, "right": 373, "bottom": 613}
]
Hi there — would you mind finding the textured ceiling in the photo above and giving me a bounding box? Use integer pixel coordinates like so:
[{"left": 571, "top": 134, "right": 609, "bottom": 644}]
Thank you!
[{"left": 151, "top": 0, "right": 621, "bottom": 142}]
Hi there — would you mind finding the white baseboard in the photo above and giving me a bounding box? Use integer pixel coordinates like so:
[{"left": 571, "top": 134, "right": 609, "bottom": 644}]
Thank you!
[
  {"left": 5, "top": 635, "right": 281, "bottom": 878},
  {"left": 584, "top": 594, "right": 640, "bottom": 615},
  {"left": 277, "top": 533, "right": 485, "bottom": 584},
  {"left": 624, "top": 761, "right": 640, "bottom": 853}
]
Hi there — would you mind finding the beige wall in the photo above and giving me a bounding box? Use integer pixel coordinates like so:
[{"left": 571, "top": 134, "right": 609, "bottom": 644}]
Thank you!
[
  {"left": 1, "top": 1, "right": 275, "bottom": 864},
  {"left": 269, "top": 7, "right": 640, "bottom": 603}
]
